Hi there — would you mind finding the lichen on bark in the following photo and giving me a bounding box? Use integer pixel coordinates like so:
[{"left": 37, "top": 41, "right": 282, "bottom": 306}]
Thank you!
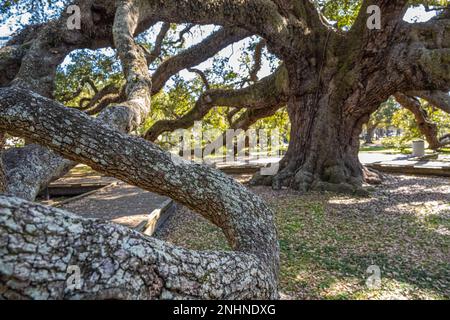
[{"left": 0, "top": 85, "right": 279, "bottom": 299}]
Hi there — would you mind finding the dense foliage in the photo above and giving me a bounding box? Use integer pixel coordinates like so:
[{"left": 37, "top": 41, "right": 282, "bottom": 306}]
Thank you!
[{"left": 2, "top": 1, "right": 448, "bottom": 152}]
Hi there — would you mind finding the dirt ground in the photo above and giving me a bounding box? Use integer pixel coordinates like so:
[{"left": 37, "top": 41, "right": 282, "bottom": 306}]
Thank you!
[
  {"left": 61, "top": 182, "right": 169, "bottom": 228},
  {"left": 155, "top": 174, "right": 450, "bottom": 300}
]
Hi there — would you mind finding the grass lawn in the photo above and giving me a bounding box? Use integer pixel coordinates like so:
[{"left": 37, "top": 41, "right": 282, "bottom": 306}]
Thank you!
[{"left": 157, "top": 175, "right": 450, "bottom": 300}]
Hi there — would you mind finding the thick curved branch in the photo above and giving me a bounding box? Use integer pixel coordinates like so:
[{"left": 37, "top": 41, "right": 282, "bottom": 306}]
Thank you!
[
  {"left": 249, "top": 39, "right": 266, "bottom": 83},
  {"left": 112, "top": 0, "right": 153, "bottom": 129},
  {"left": 414, "top": 48, "right": 450, "bottom": 90},
  {"left": 395, "top": 92, "right": 449, "bottom": 150},
  {"left": 10, "top": 0, "right": 121, "bottom": 97},
  {"left": 1, "top": 0, "right": 156, "bottom": 94},
  {"left": 152, "top": 27, "right": 251, "bottom": 94},
  {"left": 0, "top": 87, "right": 278, "bottom": 261},
  {"left": 0, "top": 86, "right": 279, "bottom": 299},
  {"left": 394, "top": 15, "right": 450, "bottom": 92},
  {"left": 145, "top": 66, "right": 289, "bottom": 141},
  {"left": 138, "top": 0, "right": 291, "bottom": 48},
  {"left": 351, "top": 0, "right": 409, "bottom": 38},
  {"left": 0, "top": 23, "right": 44, "bottom": 86}
]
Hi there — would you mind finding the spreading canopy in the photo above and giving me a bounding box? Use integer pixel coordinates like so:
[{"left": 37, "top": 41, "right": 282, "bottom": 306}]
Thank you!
[{"left": 0, "top": 0, "right": 449, "bottom": 299}]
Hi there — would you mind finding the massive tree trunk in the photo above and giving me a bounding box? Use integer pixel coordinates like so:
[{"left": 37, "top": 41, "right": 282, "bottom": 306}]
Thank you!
[
  {"left": 284, "top": 95, "right": 368, "bottom": 193},
  {"left": 252, "top": 86, "right": 380, "bottom": 194},
  {"left": 250, "top": 22, "right": 396, "bottom": 194}
]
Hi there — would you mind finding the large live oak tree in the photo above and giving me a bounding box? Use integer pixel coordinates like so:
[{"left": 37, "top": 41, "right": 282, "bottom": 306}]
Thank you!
[{"left": 0, "top": 0, "right": 449, "bottom": 299}]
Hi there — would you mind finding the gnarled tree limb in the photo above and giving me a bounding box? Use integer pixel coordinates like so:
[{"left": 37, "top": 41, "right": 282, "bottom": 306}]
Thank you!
[
  {"left": 112, "top": 0, "right": 153, "bottom": 130},
  {"left": 395, "top": 92, "right": 449, "bottom": 150},
  {"left": 0, "top": 86, "right": 279, "bottom": 299},
  {"left": 151, "top": 27, "right": 251, "bottom": 94},
  {"left": 138, "top": 0, "right": 291, "bottom": 49},
  {"left": 145, "top": 65, "right": 289, "bottom": 141}
]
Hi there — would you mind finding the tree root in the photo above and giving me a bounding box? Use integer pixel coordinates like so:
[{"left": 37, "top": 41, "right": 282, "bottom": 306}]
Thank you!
[{"left": 250, "top": 163, "right": 382, "bottom": 196}]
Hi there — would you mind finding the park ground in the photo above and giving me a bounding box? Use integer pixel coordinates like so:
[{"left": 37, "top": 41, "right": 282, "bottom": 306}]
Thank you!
[
  {"left": 47, "top": 149, "right": 450, "bottom": 300},
  {"left": 156, "top": 173, "right": 450, "bottom": 300}
]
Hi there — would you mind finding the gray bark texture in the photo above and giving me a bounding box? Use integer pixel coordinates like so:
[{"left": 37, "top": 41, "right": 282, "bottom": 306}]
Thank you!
[
  {"left": 0, "top": 86, "right": 279, "bottom": 299},
  {"left": 0, "top": 194, "right": 277, "bottom": 299},
  {"left": 1, "top": 0, "right": 450, "bottom": 299}
]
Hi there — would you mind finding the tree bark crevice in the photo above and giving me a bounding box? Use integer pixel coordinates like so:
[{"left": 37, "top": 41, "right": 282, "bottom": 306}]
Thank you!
[
  {"left": 0, "top": 195, "right": 277, "bottom": 300},
  {"left": 0, "top": 86, "right": 279, "bottom": 299}
]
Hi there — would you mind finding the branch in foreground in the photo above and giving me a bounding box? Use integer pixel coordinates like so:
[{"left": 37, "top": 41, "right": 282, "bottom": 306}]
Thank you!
[
  {"left": 0, "top": 86, "right": 279, "bottom": 299},
  {"left": 0, "top": 195, "right": 277, "bottom": 299}
]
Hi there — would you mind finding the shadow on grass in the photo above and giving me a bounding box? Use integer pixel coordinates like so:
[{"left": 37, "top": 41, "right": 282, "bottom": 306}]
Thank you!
[
  {"left": 156, "top": 174, "right": 449, "bottom": 300},
  {"left": 272, "top": 175, "right": 449, "bottom": 299}
]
